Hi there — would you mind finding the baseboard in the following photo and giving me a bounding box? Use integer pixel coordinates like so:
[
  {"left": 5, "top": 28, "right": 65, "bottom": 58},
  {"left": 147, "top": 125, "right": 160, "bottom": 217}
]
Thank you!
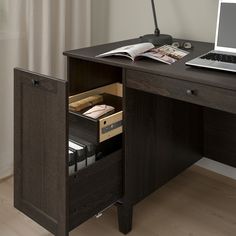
[
  {"left": 196, "top": 158, "right": 236, "bottom": 180},
  {"left": 0, "top": 165, "right": 13, "bottom": 180}
]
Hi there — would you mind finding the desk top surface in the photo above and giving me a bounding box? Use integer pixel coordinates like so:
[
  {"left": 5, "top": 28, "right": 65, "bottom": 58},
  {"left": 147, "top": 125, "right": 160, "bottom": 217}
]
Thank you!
[{"left": 64, "top": 38, "right": 236, "bottom": 91}]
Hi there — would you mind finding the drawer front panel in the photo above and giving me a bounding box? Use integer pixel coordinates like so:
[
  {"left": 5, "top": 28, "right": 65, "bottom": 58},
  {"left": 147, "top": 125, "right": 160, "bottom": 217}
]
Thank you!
[
  {"left": 69, "top": 112, "right": 99, "bottom": 144},
  {"left": 69, "top": 150, "right": 123, "bottom": 230},
  {"left": 126, "top": 70, "right": 236, "bottom": 114},
  {"left": 14, "top": 69, "right": 68, "bottom": 235}
]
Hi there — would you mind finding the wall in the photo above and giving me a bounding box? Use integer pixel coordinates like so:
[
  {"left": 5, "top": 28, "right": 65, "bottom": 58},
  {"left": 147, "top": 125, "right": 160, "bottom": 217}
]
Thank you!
[
  {"left": 92, "top": 0, "right": 218, "bottom": 45},
  {"left": 91, "top": 0, "right": 236, "bottom": 180}
]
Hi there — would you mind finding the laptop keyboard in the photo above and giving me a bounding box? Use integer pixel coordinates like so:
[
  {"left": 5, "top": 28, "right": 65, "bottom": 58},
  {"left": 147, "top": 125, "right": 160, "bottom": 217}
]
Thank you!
[{"left": 200, "top": 53, "right": 236, "bottom": 64}]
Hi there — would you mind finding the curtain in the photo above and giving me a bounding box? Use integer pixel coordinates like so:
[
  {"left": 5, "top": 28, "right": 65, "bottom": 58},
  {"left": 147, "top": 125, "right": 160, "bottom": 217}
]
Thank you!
[{"left": 0, "top": 0, "right": 91, "bottom": 179}]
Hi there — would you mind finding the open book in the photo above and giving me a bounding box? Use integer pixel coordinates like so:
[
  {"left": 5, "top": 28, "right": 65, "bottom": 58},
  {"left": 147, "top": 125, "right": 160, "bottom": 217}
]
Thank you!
[{"left": 96, "top": 42, "right": 189, "bottom": 65}]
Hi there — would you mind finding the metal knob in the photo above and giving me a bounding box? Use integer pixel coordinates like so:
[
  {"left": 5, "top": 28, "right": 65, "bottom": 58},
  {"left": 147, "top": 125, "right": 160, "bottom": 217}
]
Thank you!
[
  {"left": 32, "top": 79, "right": 40, "bottom": 87},
  {"left": 186, "top": 89, "right": 195, "bottom": 96}
]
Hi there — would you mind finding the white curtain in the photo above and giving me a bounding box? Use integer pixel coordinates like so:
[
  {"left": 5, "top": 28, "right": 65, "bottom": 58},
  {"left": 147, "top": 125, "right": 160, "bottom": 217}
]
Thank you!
[{"left": 0, "top": 0, "right": 91, "bottom": 179}]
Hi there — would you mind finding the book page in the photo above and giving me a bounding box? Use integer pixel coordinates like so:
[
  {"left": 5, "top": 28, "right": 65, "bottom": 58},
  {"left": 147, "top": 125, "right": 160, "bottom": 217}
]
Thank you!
[
  {"left": 96, "top": 42, "right": 154, "bottom": 60},
  {"left": 141, "top": 45, "right": 189, "bottom": 64}
]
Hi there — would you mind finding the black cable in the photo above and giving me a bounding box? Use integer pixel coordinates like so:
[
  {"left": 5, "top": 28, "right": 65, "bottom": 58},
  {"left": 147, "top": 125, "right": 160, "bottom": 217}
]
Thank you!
[{"left": 151, "top": 0, "right": 160, "bottom": 36}]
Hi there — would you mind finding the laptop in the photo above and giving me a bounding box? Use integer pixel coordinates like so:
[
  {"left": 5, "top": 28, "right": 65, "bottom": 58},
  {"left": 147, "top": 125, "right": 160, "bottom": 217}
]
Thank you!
[{"left": 186, "top": 0, "right": 236, "bottom": 73}]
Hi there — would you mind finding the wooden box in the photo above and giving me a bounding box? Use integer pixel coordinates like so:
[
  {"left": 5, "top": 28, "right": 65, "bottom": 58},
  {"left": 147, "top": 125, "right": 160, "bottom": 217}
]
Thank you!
[{"left": 69, "top": 83, "right": 123, "bottom": 143}]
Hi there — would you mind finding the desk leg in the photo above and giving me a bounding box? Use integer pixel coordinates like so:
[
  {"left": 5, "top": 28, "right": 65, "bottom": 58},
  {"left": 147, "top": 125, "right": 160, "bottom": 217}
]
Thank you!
[
  {"left": 56, "top": 232, "right": 68, "bottom": 236},
  {"left": 118, "top": 204, "right": 133, "bottom": 234}
]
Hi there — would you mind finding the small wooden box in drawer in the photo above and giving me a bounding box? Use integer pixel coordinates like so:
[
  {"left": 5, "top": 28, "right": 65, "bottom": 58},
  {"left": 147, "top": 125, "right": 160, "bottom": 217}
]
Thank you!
[
  {"left": 69, "top": 83, "right": 123, "bottom": 143},
  {"left": 126, "top": 70, "right": 236, "bottom": 114},
  {"left": 68, "top": 149, "right": 123, "bottom": 231}
]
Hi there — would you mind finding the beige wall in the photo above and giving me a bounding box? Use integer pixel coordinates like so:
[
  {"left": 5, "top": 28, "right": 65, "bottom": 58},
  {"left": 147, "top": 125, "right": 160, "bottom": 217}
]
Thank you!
[{"left": 92, "top": 0, "right": 218, "bottom": 45}]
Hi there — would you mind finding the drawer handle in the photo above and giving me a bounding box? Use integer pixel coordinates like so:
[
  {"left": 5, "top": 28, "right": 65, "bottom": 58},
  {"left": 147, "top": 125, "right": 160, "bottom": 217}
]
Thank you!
[
  {"left": 32, "top": 79, "right": 40, "bottom": 87},
  {"left": 186, "top": 89, "right": 196, "bottom": 96},
  {"left": 102, "top": 120, "right": 123, "bottom": 134}
]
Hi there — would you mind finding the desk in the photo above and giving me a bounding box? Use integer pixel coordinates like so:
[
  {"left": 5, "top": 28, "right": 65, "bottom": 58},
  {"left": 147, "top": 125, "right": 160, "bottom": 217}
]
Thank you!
[{"left": 14, "top": 39, "right": 236, "bottom": 235}]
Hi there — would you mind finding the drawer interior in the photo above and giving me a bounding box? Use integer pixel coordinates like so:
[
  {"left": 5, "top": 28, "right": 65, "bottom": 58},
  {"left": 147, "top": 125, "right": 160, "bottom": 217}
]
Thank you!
[
  {"left": 69, "top": 83, "right": 123, "bottom": 102},
  {"left": 68, "top": 149, "right": 123, "bottom": 231},
  {"left": 69, "top": 83, "right": 123, "bottom": 143}
]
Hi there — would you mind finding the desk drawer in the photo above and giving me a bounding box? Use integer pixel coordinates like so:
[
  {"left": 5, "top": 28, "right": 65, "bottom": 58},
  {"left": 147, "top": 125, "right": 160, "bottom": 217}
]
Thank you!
[
  {"left": 69, "top": 83, "right": 123, "bottom": 143},
  {"left": 68, "top": 149, "right": 122, "bottom": 231},
  {"left": 126, "top": 70, "right": 236, "bottom": 114}
]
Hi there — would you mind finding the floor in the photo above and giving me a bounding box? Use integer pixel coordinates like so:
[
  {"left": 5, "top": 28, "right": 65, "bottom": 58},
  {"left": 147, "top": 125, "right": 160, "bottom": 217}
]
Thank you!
[{"left": 1, "top": 166, "right": 236, "bottom": 236}]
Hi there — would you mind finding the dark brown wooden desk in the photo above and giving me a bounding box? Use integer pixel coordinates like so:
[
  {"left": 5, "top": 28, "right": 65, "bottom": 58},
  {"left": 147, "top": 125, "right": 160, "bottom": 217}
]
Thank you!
[{"left": 14, "top": 39, "right": 236, "bottom": 235}]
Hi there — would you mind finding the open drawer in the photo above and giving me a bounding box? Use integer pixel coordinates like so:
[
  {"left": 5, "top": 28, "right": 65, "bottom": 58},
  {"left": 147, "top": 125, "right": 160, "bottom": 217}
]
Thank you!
[
  {"left": 69, "top": 149, "right": 123, "bottom": 231},
  {"left": 69, "top": 83, "right": 123, "bottom": 143}
]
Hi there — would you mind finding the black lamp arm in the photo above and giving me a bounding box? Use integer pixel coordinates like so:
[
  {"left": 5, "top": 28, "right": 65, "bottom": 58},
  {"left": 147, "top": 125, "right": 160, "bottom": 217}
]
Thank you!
[
  {"left": 140, "top": 0, "right": 172, "bottom": 45},
  {"left": 151, "top": 0, "right": 160, "bottom": 36}
]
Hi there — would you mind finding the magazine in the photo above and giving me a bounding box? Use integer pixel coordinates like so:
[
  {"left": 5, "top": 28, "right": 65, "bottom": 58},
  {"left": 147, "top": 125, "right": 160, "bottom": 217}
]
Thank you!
[{"left": 96, "top": 42, "right": 189, "bottom": 64}]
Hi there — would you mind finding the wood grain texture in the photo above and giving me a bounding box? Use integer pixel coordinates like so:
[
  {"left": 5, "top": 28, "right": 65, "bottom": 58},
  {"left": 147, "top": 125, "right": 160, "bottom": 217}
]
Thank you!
[
  {"left": 3, "top": 166, "right": 236, "bottom": 236},
  {"left": 69, "top": 94, "right": 122, "bottom": 144},
  {"left": 14, "top": 69, "right": 68, "bottom": 236},
  {"left": 14, "top": 38, "right": 236, "bottom": 235},
  {"left": 69, "top": 112, "right": 98, "bottom": 143},
  {"left": 204, "top": 108, "right": 236, "bottom": 167},
  {"left": 124, "top": 87, "right": 203, "bottom": 206},
  {"left": 69, "top": 150, "right": 123, "bottom": 231},
  {"left": 126, "top": 69, "right": 236, "bottom": 115},
  {"left": 117, "top": 204, "right": 133, "bottom": 234},
  {"left": 64, "top": 38, "right": 236, "bottom": 92},
  {"left": 67, "top": 58, "right": 122, "bottom": 96}
]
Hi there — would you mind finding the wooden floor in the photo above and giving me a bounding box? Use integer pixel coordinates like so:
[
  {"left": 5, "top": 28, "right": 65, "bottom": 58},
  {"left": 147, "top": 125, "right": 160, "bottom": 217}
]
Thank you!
[{"left": 1, "top": 165, "right": 236, "bottom": 236}]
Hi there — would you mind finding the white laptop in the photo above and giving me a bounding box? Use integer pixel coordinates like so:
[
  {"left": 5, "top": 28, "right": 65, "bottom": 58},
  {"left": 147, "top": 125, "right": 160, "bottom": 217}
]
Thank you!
[{"left": 186, "top": 0, "right": 236, "bottom": 72}]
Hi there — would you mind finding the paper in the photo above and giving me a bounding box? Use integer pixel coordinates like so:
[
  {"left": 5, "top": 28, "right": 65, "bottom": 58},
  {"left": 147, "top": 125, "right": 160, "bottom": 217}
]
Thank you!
[
  {"left": 83, "top": 105, "right": 114, "bottom": 119},
  {"left": 69, "top": 141, "right": 83, "bottom": 150}
]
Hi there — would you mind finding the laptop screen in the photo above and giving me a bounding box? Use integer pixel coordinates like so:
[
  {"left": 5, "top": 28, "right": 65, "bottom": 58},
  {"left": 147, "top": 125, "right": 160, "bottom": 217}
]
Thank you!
[{"left": 216, "top": 2, "right": 236, "bottom": 49}]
